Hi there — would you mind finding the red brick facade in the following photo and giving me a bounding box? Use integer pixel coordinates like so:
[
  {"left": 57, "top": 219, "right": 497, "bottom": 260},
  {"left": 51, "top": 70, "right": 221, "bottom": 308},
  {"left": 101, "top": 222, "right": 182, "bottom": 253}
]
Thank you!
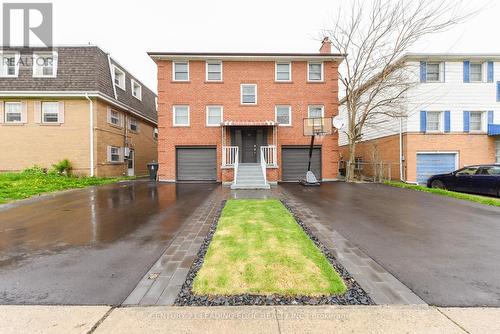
[{"left": 153, "top": 50, "right": 342, "bottom": 183}]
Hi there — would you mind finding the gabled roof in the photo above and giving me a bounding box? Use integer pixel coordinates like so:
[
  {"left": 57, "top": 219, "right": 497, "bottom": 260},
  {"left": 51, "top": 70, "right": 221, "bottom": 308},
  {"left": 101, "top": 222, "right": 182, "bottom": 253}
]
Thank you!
[{"left": 0, "top": 45, "right": 157, "bottom": 123}]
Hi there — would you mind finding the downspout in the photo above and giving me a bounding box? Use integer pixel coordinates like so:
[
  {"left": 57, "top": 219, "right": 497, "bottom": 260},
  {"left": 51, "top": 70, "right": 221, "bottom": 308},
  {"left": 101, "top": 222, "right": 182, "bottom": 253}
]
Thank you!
[
  {"left": 85, "top": 93, "right": 94, "bottom": 177},
  {"left": 399, "top": 117, "right": 404, "bottom": 182}
]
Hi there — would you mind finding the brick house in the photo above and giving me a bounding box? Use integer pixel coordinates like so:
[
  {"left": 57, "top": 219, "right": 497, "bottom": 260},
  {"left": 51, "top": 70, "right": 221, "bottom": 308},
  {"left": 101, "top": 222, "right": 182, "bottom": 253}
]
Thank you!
[
  {"left": 338, "top": 53, "right": 500, "bottom": 184},
  {"left": 0, "top": 46, "right": 157, "bottom": 177},
  {"left": 150, "top": 39, "right": 344, "bottom": 187}
]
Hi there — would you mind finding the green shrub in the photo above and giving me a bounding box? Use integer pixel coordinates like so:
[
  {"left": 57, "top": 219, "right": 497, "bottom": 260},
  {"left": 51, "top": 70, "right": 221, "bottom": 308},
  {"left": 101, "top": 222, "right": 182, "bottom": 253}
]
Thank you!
[
  {"left": 22, "top": 165, "right": 47, "bottom": 174},
  {"left": 52, "top": 159, "right": 73, "bottom": 176}
]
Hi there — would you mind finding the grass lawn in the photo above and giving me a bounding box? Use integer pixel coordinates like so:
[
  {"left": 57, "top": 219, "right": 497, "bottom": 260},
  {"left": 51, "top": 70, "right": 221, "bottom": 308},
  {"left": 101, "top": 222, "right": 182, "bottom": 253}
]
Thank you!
[
  {"left": 193, "top": 199, "right": 346, "bottom": 296},
  {"left": 384, "top": 181, "right": 500, "bottom": 207},
  {"left": 0, "top": 170, "right": 123, "bottom": 204}
]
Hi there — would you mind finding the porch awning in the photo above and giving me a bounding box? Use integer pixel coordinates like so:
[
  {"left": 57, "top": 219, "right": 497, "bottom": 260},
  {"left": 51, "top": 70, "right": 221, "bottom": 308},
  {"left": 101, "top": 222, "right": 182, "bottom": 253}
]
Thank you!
[{"left": 222, "top": 120, "right": 277, "bottom": 126}]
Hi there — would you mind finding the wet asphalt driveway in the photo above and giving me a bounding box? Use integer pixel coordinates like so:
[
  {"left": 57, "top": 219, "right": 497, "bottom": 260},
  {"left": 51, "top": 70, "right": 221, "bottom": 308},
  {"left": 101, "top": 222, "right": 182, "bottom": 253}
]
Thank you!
[
  {"left": 282, "top": 182, "right": 500, "bottom": 307},
  {"left": 0, "top": 181, "right": 216, "bottom": 305}
]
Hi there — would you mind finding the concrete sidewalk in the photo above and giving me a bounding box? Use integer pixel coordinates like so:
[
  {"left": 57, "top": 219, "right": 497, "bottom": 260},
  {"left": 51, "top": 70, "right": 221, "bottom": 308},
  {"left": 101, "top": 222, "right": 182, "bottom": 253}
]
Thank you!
[{"left": 1, "top": 305, "right": 499, "bottom": 334}]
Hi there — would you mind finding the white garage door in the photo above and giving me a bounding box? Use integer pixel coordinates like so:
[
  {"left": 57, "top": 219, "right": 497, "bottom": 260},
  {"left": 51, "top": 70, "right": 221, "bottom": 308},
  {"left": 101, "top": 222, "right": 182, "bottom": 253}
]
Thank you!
[{"left": 416, "top": 153, "right": 457, "bottom": 184}]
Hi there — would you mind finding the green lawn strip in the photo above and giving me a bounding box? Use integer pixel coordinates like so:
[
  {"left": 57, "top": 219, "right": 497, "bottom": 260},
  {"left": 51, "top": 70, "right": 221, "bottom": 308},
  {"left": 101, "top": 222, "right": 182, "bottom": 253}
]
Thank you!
[
  {"left": 384, "top": 181, "right": 500, "bottom": 207},
  {"left": 193, "top": 199, "right": 346, "bottom": 296},
  {"left": 0, "top": 171, "right": 124, "bottom": 204}
]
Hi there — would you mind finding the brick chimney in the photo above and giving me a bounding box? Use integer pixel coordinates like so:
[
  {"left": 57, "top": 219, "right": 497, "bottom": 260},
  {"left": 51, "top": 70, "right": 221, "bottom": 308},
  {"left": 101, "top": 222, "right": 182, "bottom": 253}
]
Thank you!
[{"left": 319, "top": 37, "right": 332, "bottom": 54}]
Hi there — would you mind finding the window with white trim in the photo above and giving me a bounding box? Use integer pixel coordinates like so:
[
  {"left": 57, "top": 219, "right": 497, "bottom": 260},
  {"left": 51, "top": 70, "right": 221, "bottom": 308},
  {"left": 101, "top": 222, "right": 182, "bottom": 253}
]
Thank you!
[
  {"left": 0, "top": 53, "right": 18, "bottom": 77},
  {"left": 42, "top": 102, "right": 60, "bottom": 123},
  {"left": 33, "top": 52, "right": 57, "bottom": 77},
  {"left": 308, "top": 62, "right": 323, "bottom": 81},
  {"left": 241, "top": 84, "right": 257, "bottom": 104},
  {"left": 173, "top": 62, "right": 189, "bottom": 81},
  {"left": 153, "top": 128, "right": 158, "bottom": 140},
  {"left": 469, "top": 111, "right": 483, "bottom": 131},
  {"left": 128, "top": 117, "right": 139, "bottom": 132},
  {"left": 206, "top": 61, "right": 222, "bottom": 81},
  {"left": 470, "top": 63, "right": 483, "bottom": 82},
  {"left": 109, "top": 109, "right": 122, "bottom": 126},
  {"left": 173, "top": 105, "right": 189, "bottom": 126},
  {"left": 308, "top": 105, "right": 324, "bottom": 118},
  {"left": 275, "top": 105, "right": 291, "bottom": 126},
  {"left": 109, "top": 146, "right": 121, "bottom": 162},
  {"left": 131, "top": 80, "right": 142, "bottom": 100},
  {"left": 4, "top": 102, "right": 22, "bottom": 123},
  {"left": 113, "top": 66, "right": 126, "bottom": 89},
  {"left": 276, "top": 62, "right": 291, "bottom": 81},
  {"left": 206, "top": 106, "right": 222, "bottom": 126},
  {"left": 426, "top": 63, "right": 441, "bottom": 82},
  {"left": 426, "top": 111, "right": 441, "bottom": 131},
  {"left": 495, "top": 139, "right": 500, "bottom": 163}
]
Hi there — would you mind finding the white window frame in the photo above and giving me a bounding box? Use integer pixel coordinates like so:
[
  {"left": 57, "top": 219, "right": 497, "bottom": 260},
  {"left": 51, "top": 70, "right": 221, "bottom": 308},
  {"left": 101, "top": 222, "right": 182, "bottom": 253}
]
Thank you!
[
  {"left": 128, "top": 117, "right": 139, "bottom": 132},
  {"left": 307, "top": 62, "right": 324, "bottom": 82},
  {"left": 426, "top": 111, "right": 443, "bottom": 132},
  {"left": 4, "top": 101, "right": 23, "bottom": 123},
  {"left": 41, "top": 101, "right": 60, "bottom": 124},
  {"left": 205, "top": 61, "right": 223, "bottom": 82},
  {"left": 308, "top": 105, "right": 324, "bottom": 118},
  {"left": 113, "top": 66, "right": 126, "bottom": 90},
  {"left": 172, "top": 61, "right": 189, "bottom": 81},
  {"left": 240, "top": 84, "right": 257, "bottom": 105},
  {"left": 495, "top": 139, "right": 500, "bottom": 163},
  {"left": 0, "top": 52, "right": 20, "bottom": 77},
  {"left": 469, "top": 111, "right": 484, "bottom": 132},
  {"left": 425, "top": 62, "right": 442, "bottom": 83},
  {"left": 206, "top": 105, "right": 223, "bottom": 127},
  {"left": 109, "top": 109, "right": 122, "bottom": 127},
  {"left": 275, "top": 62, "right": 292, "bottom": 82},
  {"left": 32, "top": 51, "right": 58, "bottom": 78},
  {"left": 131, "top": 79, "right": 142, "bottom": 100},
  {"left": 275, "top": 105, "right": 292, "bottom": 126},
  {"left": 469, "top": 62, "right": 484, "bottom": 83},
  {"left": 153, "top": 128, "right": 159, "bottom": 140},
  {"left": 109, "top": 146, "right": 122, "bottom": 163},
  {"left": 173, "top": 105, "right": 190, "bottom": 127}
]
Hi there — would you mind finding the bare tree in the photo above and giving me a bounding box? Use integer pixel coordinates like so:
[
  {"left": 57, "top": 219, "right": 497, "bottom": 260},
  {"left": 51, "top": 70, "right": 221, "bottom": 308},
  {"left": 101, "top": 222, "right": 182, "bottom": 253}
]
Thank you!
[{"left": 325, "top": 0, "right": 479, "bottom": 181}]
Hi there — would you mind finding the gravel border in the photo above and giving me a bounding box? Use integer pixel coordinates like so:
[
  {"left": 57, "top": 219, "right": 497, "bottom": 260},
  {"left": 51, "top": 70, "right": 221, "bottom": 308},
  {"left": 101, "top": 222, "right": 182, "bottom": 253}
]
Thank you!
[{"left": 175, "top": 199, "right": 374, "bottom": 306}]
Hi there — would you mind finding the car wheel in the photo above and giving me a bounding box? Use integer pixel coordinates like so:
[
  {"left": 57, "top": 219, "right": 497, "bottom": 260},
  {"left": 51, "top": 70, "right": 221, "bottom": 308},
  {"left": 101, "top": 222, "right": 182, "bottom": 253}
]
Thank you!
[{"left": 431, "top": 180, "right": 446, "bottom": 190}]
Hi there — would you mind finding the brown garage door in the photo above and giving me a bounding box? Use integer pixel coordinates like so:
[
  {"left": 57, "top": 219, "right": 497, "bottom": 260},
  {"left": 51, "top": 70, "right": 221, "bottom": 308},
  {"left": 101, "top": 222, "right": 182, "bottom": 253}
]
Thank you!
[
  {"left": 176, "top": 147, "right": 217, "bottom": 181},
  {"left": 282, "top": 147, "right": 321, "bottom": 181}
]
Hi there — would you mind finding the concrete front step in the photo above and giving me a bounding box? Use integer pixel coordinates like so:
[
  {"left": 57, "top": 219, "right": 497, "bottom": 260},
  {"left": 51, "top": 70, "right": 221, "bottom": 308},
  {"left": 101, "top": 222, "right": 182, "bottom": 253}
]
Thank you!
[
  {"left": 230, "top": 183, "right": 271, "bottom": 190},
  {"left": 233, "top": 163, "right": 269, "bottom": 189}
]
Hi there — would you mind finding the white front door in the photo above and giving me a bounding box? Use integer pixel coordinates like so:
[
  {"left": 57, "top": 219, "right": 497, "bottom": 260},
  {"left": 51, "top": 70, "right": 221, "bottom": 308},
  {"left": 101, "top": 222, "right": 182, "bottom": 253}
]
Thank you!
[{"left": 127, "top": 150, "right": 135, "bottom": 176}]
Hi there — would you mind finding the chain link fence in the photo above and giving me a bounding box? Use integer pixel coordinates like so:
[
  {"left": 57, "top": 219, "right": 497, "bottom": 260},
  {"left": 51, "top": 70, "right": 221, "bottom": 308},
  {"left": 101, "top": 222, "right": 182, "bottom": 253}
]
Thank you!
[{"left": 339, "top": 160, "right": 404, "bottom": 182}]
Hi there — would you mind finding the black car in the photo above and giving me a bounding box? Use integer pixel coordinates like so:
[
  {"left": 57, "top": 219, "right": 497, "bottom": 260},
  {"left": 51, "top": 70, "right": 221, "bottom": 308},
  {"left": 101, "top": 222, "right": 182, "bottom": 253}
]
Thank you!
[{"left": 427, "top": 164, "right": 500, "bottom": 197}]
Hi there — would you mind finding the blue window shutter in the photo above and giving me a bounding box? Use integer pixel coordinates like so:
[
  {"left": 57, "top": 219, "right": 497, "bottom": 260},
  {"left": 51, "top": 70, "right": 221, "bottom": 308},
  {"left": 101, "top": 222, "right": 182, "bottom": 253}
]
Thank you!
[
  {"left": 497, "top": 82, "right": 500, "bottom": 102},
  {"left": 463, "top": 111, "right": 470, "bottom": 132},
  {"left": 420, "top": 111, "right": 427, "bottom": 132},
  {"left": 420, "top": 62, "right": 427, "bottom": 83},
  {"left": 463, "top": 61, "right": 470, "bottom": 83},
  {"left": 488, "top": 110, "right": 494, "bottom": 124},
  {"left": 487, "top": 61, "right": 494, "bottom": 83},
  {"left": 444, "top": 111, "right": 451, "bottom": 132}
]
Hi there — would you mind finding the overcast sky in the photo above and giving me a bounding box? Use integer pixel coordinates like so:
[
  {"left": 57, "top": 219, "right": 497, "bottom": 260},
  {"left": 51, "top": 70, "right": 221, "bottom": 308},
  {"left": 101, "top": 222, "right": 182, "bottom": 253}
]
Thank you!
[{"left": 11, "top": 0, "right": 500, "bottom": 91}]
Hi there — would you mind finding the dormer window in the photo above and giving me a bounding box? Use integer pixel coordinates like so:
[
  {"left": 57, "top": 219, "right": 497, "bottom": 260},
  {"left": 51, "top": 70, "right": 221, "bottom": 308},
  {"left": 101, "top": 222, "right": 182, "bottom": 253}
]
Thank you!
[
  {"left": 0, "top": 52, "right": 19, "bottom": 77},
  {"left": 33, "top": 52, "right": 57, "bottom": 77},
  {"left": 113, "top": 66, "right": 126, "bottom": 90},
  {"left": 131, "top": 79, "right": 142, "bottom": 100}
]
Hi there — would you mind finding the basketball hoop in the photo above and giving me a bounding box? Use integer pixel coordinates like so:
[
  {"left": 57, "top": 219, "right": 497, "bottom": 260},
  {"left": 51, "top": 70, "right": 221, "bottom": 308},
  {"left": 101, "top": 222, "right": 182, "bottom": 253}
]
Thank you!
[{"left": 300, "top": 117, "right": 333, "bottom": 186}]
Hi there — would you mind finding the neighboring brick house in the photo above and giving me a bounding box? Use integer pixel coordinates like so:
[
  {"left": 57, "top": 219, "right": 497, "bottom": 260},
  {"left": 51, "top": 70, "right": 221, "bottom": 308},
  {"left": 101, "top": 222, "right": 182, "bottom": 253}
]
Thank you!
[
  {"left": 338, "top": 53, "right": 500, "bottom": 184},
  {"left": 0, "top": 46, "right": 158, "bottom": 177},
  {"left": 149, "top": 39, "right": 344, "bottom": 187}
]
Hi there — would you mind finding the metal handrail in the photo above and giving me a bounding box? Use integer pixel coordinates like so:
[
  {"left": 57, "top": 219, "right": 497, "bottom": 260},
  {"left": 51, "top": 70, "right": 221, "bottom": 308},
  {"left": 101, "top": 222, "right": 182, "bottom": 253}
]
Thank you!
[
  {"left": 234, "top": 147, "right": 239, "bottom": 184},
  {"left": 260, "top": 147, "right": 267, "bottom": 185}
]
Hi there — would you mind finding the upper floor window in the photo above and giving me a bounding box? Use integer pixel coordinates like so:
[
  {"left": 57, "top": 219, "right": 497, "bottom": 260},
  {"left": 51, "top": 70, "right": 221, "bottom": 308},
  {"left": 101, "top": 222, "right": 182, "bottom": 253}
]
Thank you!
[
  {"left": 173, "top": 62, "right": 189, "bottom": 81},
  {"left": 173, "top": 105, "right": 189, "bottom": 126},
  {"left": 33, "top": 52, "right": 57, "bottom": 77},
  {"left": 131, "top": 79, "right": 142, "bottom": 100},
  {"left": 308, "top": 105, "right": 324, "bottom": 118},
  {"left": 276, "top": 62, "right": 291, "bottom": 81},
  {"left": 206, "top": 105, "right": 223, "bottom": 126},
  {"left": 470, "top": 63, "right": 483, "bottom": 82},
  {"left": 426, "top": 111, "right": 441, "bottom": 131},
  {"left": 0, "top": 52, "right": 19, "bottom": 77},
  {"left": 206, "top": 61, "right": 222, "bottom": 81},
  {"left": 108, "top": 109, "right": 122, "bottom": 127},
  {"left": 275, "top": 105, "right": 291, "bottom": 126},
  {"left": 308, "top": 62, "right": 323, "bottom": 81},
  {"left": 4, "top": 102, "right": 22, "bottom": 123},
  {"left": 113, "top": 66, "right": 126, "bottom": 90},
  {"left": 42, "top": 101, "right": 60, "bottom": 123},
  {"left": 128, "top": 117, "right": 139, "bottom": 132},
  {"left": 153, "top": 128, "right": 158, "bottom": 140},
  {"left": 469, "top": 111, "right": 483, "bottom": 131},
  {"left": 241, "top": 84, "right": 257, "bottom": 104},
  {"left": 426, "top": 63, "right": 441, "bottom": 82}
]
